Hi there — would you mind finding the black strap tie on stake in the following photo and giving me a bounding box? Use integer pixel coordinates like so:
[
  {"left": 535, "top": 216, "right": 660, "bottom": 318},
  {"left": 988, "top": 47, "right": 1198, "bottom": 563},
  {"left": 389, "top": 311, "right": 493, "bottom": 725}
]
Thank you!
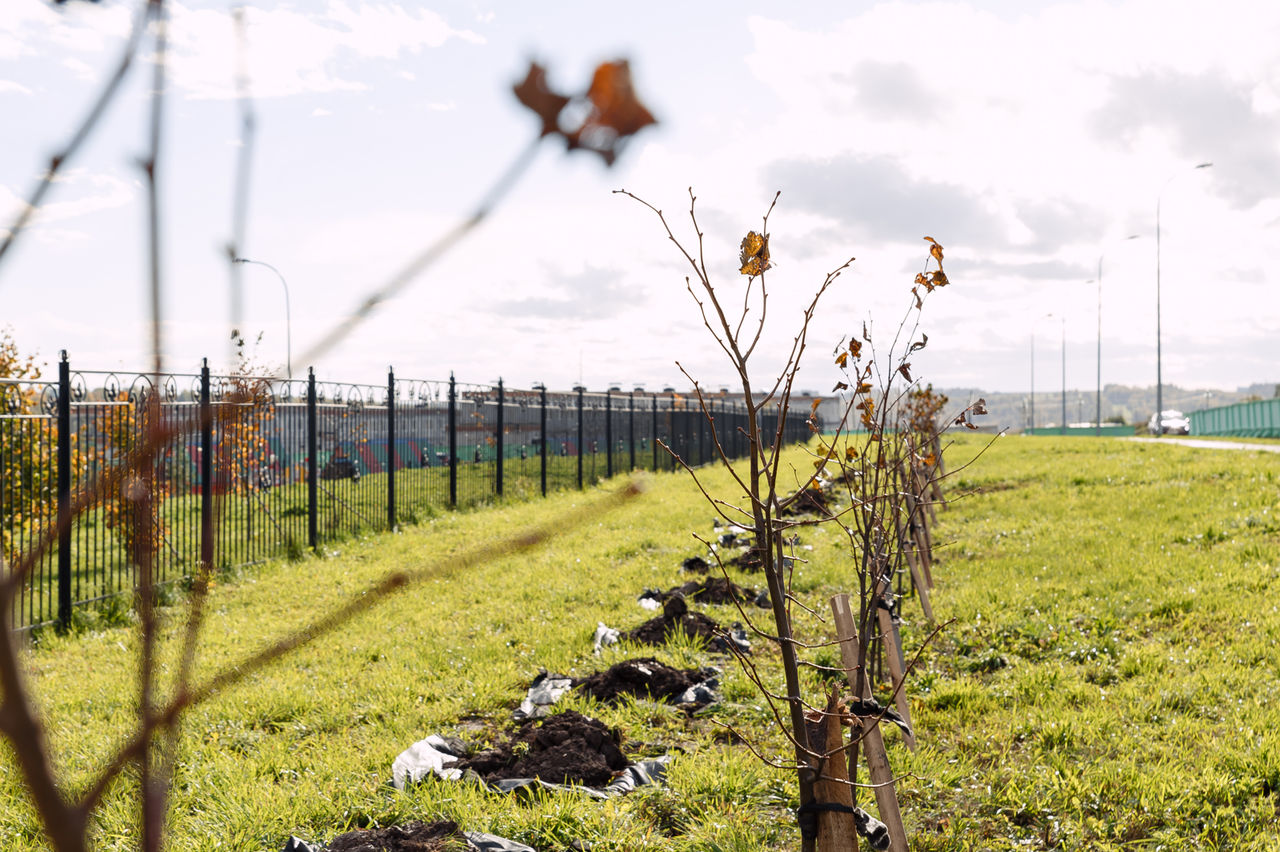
[
  {"left": 795, "top": 801, "right": 858, "bottom": 839},
  {"left": 796, "top": 802, "right": 890, "bottom": 850}
]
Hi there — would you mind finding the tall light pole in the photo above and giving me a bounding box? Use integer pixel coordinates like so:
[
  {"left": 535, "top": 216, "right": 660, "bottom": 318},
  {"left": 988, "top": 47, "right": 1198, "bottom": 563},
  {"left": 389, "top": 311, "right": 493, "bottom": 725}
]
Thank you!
[
  {"left": 1029, "top": 333, "right": 1034, "bottom": 433},
  {"left": 232, "top": 257, "right": 293, "bottom": 379},
  {"left": 1028, "top": 312, "right": 1054, "bottom": 435},
  {"left": 1059, "top": 315, "right": 1066, "bottom": 436},
  {"left": 1156, "top": 161, "right": 1212, "bottom": 432},
  {"left": 1092, "top": 235, "right": 1141, "bottom": 436}
]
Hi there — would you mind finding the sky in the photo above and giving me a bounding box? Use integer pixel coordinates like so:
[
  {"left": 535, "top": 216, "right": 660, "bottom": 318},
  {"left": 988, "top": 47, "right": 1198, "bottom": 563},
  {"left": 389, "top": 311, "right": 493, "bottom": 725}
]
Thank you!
[{"left": 1, "top": 0, "right": 1277, "bottom": 397}]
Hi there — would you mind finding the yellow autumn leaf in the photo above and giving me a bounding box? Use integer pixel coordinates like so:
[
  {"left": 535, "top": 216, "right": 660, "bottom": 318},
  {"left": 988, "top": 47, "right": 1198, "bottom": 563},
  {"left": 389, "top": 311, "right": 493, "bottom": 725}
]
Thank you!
[{"left": 739, "top": 230, "right": 771, "bottom": 277}]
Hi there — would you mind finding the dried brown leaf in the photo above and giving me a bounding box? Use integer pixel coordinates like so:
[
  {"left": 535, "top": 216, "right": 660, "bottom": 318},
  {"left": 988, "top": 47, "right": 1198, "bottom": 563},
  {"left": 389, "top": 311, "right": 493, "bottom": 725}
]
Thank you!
[{"left": 513, "top": 62, "right": 570, "bottom": 137}]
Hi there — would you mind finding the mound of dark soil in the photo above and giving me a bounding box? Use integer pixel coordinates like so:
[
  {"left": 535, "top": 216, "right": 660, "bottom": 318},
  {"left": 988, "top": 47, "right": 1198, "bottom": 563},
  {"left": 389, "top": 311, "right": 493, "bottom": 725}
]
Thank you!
[
  {"left": 778, "top": 487, "right": 832, "bottom": 517},
  {"left": 574, "top": 657, "right": 713, "bottom": 704},
  {"left": 328, "top": 820, "right": 466, "bottom": 852},
  {"left": 665, "top": 577, "right": 765, "bottom": 607},
  {"left": 623, "top": 594, "right": 741, "bottom": 652},
  {"left": 446, "top": 711, "right": 627, "bottom": 788},
  {"left": 725, "top": 547, "right": 765, "bottom": 573},
  {"left": 681, "top": 555, "right": 710, "bottom": 573},
  {"left": 625, "top": 609, "right": 725, "bottom": 647}
]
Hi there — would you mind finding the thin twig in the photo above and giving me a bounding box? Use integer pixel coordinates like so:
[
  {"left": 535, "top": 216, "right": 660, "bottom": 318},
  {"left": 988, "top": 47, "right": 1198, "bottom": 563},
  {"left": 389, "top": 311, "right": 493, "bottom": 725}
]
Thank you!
[
  {"left": 138, "top": 4, "right": 169, "bottom": 846},
  {"left": 225, "top": 4, "right": 256, "bottom": 359}
]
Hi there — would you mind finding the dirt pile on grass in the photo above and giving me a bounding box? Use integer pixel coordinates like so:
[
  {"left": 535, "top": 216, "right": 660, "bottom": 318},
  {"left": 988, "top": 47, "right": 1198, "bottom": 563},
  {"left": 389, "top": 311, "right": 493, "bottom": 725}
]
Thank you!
[
  {"left": 623, "top": 594, "right": 742, "bottom": 652},
  {"left": 680, "top": 555, "right": 710, "bottom": 573},
  {"left": 659, "top": 577, "right": 764, "bottom": 607},
  {"left": 575, "top": 657, "right": 713, "bottom": 704},
  {"left": 327, "top": 820, "right": 467, "bottom": 852},
  {"left": 447, "top": 711, "right": 627, "bottom": 788},
  {"left": 778, "top": 487, "right": 832, "bottom": 517},
  {"left": 725, "top": 547, "right": 765, "bottom": 573}
]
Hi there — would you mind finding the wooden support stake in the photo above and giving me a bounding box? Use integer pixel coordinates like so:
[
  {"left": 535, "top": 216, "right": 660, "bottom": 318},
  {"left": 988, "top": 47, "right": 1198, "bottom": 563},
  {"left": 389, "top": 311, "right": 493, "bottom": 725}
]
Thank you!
[
  {"left": 920, "top": 466, "right": 938, "bottom": 527},
  {"left": 898, "top": 467, "right": 935, "bottom": 590},
  {"left": 810, "top": 688, "right": 858, "bottom": 852},
  {"left": 915, "top": 495, "right": 935, "bottom": 568},
  {"left": 830, "top": 594, "right": 909, "bottom": 852},
  {"left": 870, "top": 562, "right": 917, "bottom": 752},
  {"left": 926, "top": 441, "right": 945, "bottom": 507},
  {"left": 876, "top": 603, "right": 917, "bottom": 751},
  {"left": 907, "top": 439, "right": 938, "bottom": 528},
  {"left": 913, "top": 515, "right": 935, "bottom": 590},
  {"left": 893, "top": 508, "right": 933, "bottom": 621}
]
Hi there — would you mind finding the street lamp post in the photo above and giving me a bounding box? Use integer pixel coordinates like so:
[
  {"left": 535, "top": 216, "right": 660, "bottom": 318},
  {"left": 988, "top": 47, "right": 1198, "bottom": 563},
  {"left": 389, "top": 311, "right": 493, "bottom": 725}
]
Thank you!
[
  {"left": 232, "top": 257, "right": 293, "bottom": 379},
  {"left": 1093, "top": 235, "right": 1141, "bottom": 436},
  {"left": 1059, "top": 315, "right": 1066, "bottom": 436},
  {"left": 1029, "top": 333, "right": 1034, "bottom": 433},
  {"left": 1156, "top": 162, "right": 1212, "bottom": 433},
  {"left": 1028, "top": 312, "right": 1054, "bottom": 435}
]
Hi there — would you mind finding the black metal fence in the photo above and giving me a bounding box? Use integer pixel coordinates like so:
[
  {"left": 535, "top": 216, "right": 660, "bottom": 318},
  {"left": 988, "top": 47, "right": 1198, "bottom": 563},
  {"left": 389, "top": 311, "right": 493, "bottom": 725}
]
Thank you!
[{"left": 1, "top": 355, "right": 812, "bottom": 631}]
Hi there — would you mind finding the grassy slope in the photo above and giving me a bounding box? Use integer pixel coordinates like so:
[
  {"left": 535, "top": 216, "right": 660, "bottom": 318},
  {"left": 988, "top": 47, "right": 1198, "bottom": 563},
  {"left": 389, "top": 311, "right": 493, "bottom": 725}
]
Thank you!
[
  {"left": 902, "top": 435, "right": 1280, "bottom": 850},
  {"left": 3, "top": 435, "right": 1280, "bottom": 851}
]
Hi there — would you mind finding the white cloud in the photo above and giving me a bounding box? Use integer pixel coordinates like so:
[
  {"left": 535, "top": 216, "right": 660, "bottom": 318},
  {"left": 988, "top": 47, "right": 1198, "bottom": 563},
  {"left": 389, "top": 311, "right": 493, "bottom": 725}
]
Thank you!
[
  {"left": 0, "top": 79, "right": 30, "bottom": 95},
  {"left": 0, "top": 170, "right": 137, "bottom": 232},
  {"left": 2, "top": 2, "right": 483, "bottom": 101},
  {"left": 0, "top": 2, "right": 133, "bottom": 61},
  {"left": 61, "top": 56, "right": 96, "bottom": 80},
  {"left": 0, "top": 3, "right": 62, "bottom": 60},
  {"left": 311, "top": 107, "right": 333, "bottom": 117},
  {"left": 164, "top": 1, "right": 484, "bottom": 100},
  {"left": 321, "top": 1, "right": 483, "bottom": 58}
]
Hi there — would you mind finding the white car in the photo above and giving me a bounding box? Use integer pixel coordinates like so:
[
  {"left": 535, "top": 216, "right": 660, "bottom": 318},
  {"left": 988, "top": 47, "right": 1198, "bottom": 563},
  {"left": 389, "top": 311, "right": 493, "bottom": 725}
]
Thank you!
[{"left": 1148, "top": 409, "right": 1190, "bottom": 435}]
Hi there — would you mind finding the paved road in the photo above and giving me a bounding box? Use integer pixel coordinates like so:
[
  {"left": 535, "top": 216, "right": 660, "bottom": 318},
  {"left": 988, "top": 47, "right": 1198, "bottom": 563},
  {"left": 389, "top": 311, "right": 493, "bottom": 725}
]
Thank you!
[{"left": 1129, "top": 437, "right": 1280, "bottom": 453}]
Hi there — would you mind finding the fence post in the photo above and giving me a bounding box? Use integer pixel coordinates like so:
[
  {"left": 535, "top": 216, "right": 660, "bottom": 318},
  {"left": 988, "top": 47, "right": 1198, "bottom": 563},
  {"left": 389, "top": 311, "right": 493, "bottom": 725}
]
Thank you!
[
  {"left": 307, "top": 368, "right": 318, "bottom": 551},
  {"left": 387, "top": 366, "right": 396, "bottom": 530},
  {"left": 56, "top": 351, "right": 71, "bottom": 631},
  {"left": 448, "top": 373, "right": 457, "bottom": 507},
  {"left": 651, "top": 392, "right": 658, "bottom": 471},
  {"left": 629, "top": 391, "right": 636, "bottom": 471},
  {"left": 605, "top": 388, "right": 613, "bottom": 479},
  {"left": 710, "top": 396, "right": 718, "bottom": 460},
  {"left": 673, "top": 395, "right": 681, "bottom": 471},
  {"left": 699, "top": 395, "right": 708, "bottom": 465},
  {"left": 496, "top": 378, "right": 504, "bottom": 497},
  {"left": 200, "top": 359, "right": 213, "bottom": 572},
  {"left": 538, "top": 384, "right": 547, "bottom": 497},
  {"left": 737, "top": 399, "right": 747, "bottom": 457},
  {"left": 575, "top": 386, "right": 584, "bottom": 490}
]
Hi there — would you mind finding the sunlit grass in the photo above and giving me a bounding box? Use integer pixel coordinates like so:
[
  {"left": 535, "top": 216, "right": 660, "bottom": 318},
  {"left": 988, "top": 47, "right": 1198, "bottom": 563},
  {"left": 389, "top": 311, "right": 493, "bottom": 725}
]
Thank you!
[{"left": 3, "top": 434, "right": 1279, "bottom": 850}]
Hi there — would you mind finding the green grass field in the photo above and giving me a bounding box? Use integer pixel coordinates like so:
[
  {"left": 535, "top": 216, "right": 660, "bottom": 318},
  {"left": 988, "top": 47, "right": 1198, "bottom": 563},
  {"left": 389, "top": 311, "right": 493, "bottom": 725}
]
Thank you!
[
  {"left": 3, "top": 434, "right": 1279, "bottom": 850},
  {"left": 16, "top": 454, "right": 611, "bottom": 630}
]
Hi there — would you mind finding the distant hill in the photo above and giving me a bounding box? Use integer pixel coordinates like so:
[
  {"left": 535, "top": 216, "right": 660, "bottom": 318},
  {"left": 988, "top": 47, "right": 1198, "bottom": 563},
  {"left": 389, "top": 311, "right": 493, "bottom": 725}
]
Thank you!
[{"left": 936, "top": 382, "right": 1279, "bottom": 433}]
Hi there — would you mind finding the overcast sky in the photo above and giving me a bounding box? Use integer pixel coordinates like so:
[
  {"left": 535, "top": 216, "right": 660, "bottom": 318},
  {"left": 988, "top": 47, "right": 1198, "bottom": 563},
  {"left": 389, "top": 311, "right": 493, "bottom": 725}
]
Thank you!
[{"left": 2, "top": 0, "right": 1276, "bottom": 396}]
